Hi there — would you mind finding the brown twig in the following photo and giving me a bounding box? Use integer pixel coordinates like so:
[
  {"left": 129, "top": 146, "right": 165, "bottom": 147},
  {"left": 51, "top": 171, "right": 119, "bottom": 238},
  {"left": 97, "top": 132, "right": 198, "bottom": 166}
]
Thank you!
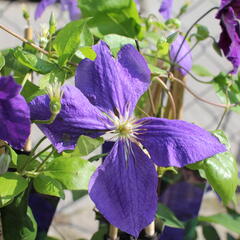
[
  {"left": 153, "top": 77, "right": 177, "bottom": 119},
  {"left": 0, "top": 24, "right": 77, "bottom": 67},
  {"left": 170, "top": 74, "right": 234, "bottom": 109},
  {"left": 0, "top": 24, "right": 48, "bottom": 55}
]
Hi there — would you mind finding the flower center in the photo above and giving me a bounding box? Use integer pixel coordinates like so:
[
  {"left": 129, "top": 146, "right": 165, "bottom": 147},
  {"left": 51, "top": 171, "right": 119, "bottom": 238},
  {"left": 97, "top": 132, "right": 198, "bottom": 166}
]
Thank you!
[{"left": 116, "top": 121, "right": 133, "bottom": 137}]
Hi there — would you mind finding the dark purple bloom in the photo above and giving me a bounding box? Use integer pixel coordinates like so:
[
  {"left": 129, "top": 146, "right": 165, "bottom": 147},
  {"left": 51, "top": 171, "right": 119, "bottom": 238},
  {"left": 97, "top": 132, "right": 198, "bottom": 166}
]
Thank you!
[
  {"left": 35, "top": 0, "right": 80, "bottom": 21},
  {"left": 0, "top": 76, "right": 30, "bottom": 149},
  {"left": 216, "top": 1, "right": 240, "bottom": 74},
  {"left": 159, "top": 0, "right": 174, "bottom": 20},
  {"left": 29, "top": 41, "right": 226, "bottom": 237},
  {"left": 170, "top": 35, "right": 192, "bottom": 76}
]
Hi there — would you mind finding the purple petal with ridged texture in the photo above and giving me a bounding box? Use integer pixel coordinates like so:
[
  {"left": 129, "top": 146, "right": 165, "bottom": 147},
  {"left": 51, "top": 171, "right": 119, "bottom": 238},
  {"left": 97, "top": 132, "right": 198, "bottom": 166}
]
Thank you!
[
  {"left": 159, "top": 0, "right": 174, "bottom": 20},
  {"left": 137, "top": 117, "right": 226, "bottom": 167},
  {"left": 0, "top": 76, "right": 30, "bottom": 149},
  {"left": 75, "top": 41, "right": 150, "bottom": 116},
  {"left": 169, "top": 35, "right": 192, "bottom": 76},
  {"left": 29, "top": 85, "right": 110, "bottom": 152},
  {"left": 35, "top": 0, "right": 57, "bottom": 19},
  {"left": 0, "top": 76, "right": 21, "bottom": 100},
  {"left": 89, "top": 140, "right": 158, "bottom": 237},
  {"left": 218, "top": 7, "right": 240, "bottom": 74}
]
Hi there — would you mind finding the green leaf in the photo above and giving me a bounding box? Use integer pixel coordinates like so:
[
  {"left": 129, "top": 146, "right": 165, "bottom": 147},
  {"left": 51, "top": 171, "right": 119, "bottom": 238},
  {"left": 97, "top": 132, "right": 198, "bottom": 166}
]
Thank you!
[
  {"left": 167, "top": 32, "right": 179, "bottom": 44},
  {"left": 187, "top": 130, "right": 238, "bottom": 205},
  {"left": 103, "top": 34, "right": 136, "bottom": 56},
  {"left": 72, "top": 190, "right": 88, "bottom": 201},
  {"left": 212, "top": 73, "right": 240, "bottom": 113},
  {"left": 1, "top": 189, "right": 37, "bottom": 240},
  {"left": 14, "top": 48, "right": 55, "bottom": 74},
  {"left": 91, "top": 224, "right": 108, "bottom": 240},
  {"left": 21, "top": 80, "right": 45, "bottom": 102},
  {"left": 192, "top": 65, "right": 213, "bottom": 77},
  {"left": 75, "top": 46, "right": 97, "bottom": 60},
  {"left": 196, "top": 24, "right": 209, "bottom": 41},
  {"left": 88, "top": 153, "right": 108, "bottom": 162},
  {"left": 202, "top": 224, "right": 220, "bottom": 240},
  {"left": 156, "top": 203, "right": 184, "bottom": 229},
  {"left": 198, "top": 213, "right": 240, "bottom": 234},
  {"left": 79, "top": 0, "right": 130, "bottom": 16},
  {"left": 76, "top": 135, "right": 104, "bottom": 156},
  {"left": 149, "top": 64, "right": 168, "bottom": 77},
  {"left": 0, "top": 52, "right": 5, "bottom": 70},
  {"left": 212, "top": 40, "right": 222, "bottom": 57},
  {"left": 33, "top": 175, "right": 65, "bottom": 199},
  {"left": 53, "top": 19, "right": 93, "bottom": 66},
  {"left": 42, "top": 155, "right": 96, "bottom": 190},
  {"left": 184, "top": 218, "right": 198, "bottom": 240},
  {"left": 0, "top": 172, "right": 28, "bottom": 207},
  {"left": 85, "top": 0, "right": 143, "bottom": 39},
  {"left": 1, "top": 49, "right": 30, "bottom": 80}
]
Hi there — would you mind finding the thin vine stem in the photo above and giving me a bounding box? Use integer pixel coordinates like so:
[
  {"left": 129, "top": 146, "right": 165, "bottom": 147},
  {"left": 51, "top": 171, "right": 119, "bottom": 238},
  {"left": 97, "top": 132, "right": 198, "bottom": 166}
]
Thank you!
[
  {"left": 170, "top": 74, "right": 234, "bottom": 108},
  {"left": 153, "top": 77, "right": 177, "bottom": 119},
  {"left": 147, "top": 89, "right": 157, "bottom": 116},
  {"left": 173, "top": 7, "right": 219, "bottom": 63},
  {"left": 215, "top": 86, "right": 230, "bottom": 129},
  {"left": 35, "top": 148, "right": 55, "bottom": 172},
  {"left": 146, "top": 54, "right": 213, "bottom": 84},
  {"left": 31, "top": 144, "right": 53, "bottom": 162},
  {"left": 0, "top": 24, "right": 48, "bottom": 55}
]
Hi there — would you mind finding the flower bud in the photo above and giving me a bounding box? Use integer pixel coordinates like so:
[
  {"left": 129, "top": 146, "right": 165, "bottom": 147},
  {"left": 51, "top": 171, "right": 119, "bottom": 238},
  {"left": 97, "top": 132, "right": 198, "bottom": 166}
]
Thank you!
[
  {"left": 165, "top": 18, "right": 181, "bottom": 29},
  {"left": 22, "top": 6, "right": 30, "bottom": 24},
  {"left": 0, "top": 154, "right": 10, "bottom": 175},
  {"left": 46, "top": 82, "right": 63, "bottom": 115},
  {"left": 49, "top": 13, "right": 56, "bottom": 35}
]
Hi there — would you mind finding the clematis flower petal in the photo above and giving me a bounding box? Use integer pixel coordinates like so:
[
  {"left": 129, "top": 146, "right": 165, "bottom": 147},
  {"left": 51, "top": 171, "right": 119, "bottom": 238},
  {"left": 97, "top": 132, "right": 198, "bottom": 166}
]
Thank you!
[
  {"left": 89, "top": 140, "right": 158, "bottom": 237},
  {"left": 0, "top": 75, "right": 21, "bottom": 100},
  {"left": 217, "top": 7, "right": 240, "bottom": 74},
  {"left": 217, "top": 0, "right": 240, "bottom": 19},
  {"left": 29, "top": 85, "right": 109, "bottom": 152},
  {"left": 169, "top": 35, "right": 192, "bottom": 76},
  {"left": 61, "top": 0, "right": 80, "bottom": 20},
  {"left": 75, "top": 41, "right": 150, "bottom": 116},
  {"left": 0, "top": 76, "right": 30, "bottom": 149},
  {"left": 159, "top": 0, "right": 174, "bottom": 20},
  {"left": 137, "top": 117, "right": 226, "bottom": 167},
  {"left": 35, "top": 0, "right": 57, "bottom": 19}
]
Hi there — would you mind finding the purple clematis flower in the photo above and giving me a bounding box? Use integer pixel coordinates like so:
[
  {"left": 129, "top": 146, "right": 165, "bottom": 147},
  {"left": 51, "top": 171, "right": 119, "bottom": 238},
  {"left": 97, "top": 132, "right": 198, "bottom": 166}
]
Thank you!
[
  {"left": 35, "top": 0, "right": 80, "bottom": 21},
  {"left": 216, "top": 0, "right": 240, "bottom": 74},
  {"left": 0, "top": 76, "right": 30, "bottom": 149},
  {"left": 159, "top": 0, "right": 174, "bottom": 20},
  {"left": 29, "top": 41, "right": 226, "bottom": 237},
  {"left": 170, "top": 34, "right": 192, "bottom": 76},
  {"left": 159, "top": 0, "right": 192, "bottom": 76}
]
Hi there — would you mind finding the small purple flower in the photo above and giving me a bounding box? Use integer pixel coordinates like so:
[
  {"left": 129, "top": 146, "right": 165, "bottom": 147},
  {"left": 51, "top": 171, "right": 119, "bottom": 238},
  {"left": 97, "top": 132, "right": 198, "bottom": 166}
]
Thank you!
[
  {"left": 159, "top": 0, "right": 174, "bottom": 20},
  {"left": 0, "top": 76, "right": 30, "bottom": 149},
  {"left": 216, "top": 0, "right": 240, "bottom": 74},
  {"left": 29, "top": 41, "right": 226, "bottom": 237},
  {"left": 35, "top": 0, "right": 80, "bottom": 21},
  {"left": 170, "top": 34, "right": 192, "bottom": 76}
]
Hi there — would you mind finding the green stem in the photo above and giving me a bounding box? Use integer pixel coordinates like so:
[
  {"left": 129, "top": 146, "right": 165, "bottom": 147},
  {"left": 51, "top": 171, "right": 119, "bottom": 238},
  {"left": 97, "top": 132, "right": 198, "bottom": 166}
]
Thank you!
[
  {"left": 32, "top": 113, "right": 57, "bottom": 124},
  {"left": 173, "top": 7, "right": 219, "bottom": 63},
  {"left": 31, "top": 144, "right": 53, "bottom": 163},
  {"left": 145, "top": 54, "right": 213, "bottom": 84},
  {"left": 35, "top": 148, "right": 55, "bottom": 172},
  {"left": 19, "top": 136, "right": 47, "bottom": 172}
]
